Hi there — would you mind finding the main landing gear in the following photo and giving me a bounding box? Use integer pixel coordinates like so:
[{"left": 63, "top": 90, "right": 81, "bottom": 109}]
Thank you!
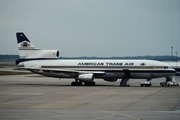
[
  {"left": 119, "top": 77, "right": 130, "bottom": 87},
  {"left": 71, "top": 81, "right": 82, "bottom": 86},
  {"left": 71, "top": 79, "right": 96, "bottom": 86},
  {"left": 160, "top": 76, "right": 179, "bottom": 87},
  {"left": 84, "top": 82, "right": 95, "bottom": 86},
  {"left": 119, "top": 70, "right": 130, "bottom": 87}
]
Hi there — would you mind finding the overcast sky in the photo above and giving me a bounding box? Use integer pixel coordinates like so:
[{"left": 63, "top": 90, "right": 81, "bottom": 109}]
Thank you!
[{"left": 0, "top": 0, "right": 180, "bottom": 57}]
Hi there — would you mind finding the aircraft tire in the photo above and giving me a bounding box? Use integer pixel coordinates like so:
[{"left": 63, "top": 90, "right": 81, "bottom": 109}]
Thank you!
[
  {"left": 85, "top": 82, "right": 95, "bottom": 86},
  {"left": 71, "top": 82, "right": 82, "bottom": 86}
]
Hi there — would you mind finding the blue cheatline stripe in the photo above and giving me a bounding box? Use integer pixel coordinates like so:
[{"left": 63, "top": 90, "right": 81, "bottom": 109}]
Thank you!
[{"left": 77, "top": 70, "right": 175, "bottom": 73}]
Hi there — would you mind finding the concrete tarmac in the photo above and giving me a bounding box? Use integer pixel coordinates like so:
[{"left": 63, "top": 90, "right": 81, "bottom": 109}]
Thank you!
[{"left": 0, "top": 74, "right": 180, "bottom": 120}]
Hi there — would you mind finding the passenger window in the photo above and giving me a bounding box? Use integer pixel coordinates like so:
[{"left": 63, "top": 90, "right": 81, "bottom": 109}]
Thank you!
[{"left": 164, "top": 66, "right": 168, "bottom": 69}]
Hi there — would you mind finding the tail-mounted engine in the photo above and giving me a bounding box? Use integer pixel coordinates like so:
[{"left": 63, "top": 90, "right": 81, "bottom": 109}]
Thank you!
[
  {"left": 25, "top": 50, "right": 59, "bottom": 58},
  {"left": 16, "top": 50, "right": 59, "bottom": 65}
]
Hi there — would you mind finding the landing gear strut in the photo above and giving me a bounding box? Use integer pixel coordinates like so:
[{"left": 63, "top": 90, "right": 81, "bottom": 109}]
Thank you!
[
  {"left": 119, "top": 77, "right": 130, "bottom": 87},
  {"left": 119, "top": 70, "right": 130, "bottom": 87},
  {"left": 71, "top": 79, "right": 96, "bottom": 86},
  {"left": 160, "top": 76, "right": 179, "bottom": 87}
]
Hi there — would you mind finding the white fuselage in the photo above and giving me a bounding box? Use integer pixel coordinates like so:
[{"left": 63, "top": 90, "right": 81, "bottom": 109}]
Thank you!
[{"left": 20, "top": 59, "right": 175, "bottom": 81}]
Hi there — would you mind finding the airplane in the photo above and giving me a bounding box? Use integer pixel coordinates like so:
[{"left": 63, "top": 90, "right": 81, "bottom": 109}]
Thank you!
[{"left": 15, "top": 32, "right": 176, "bottom": 86}]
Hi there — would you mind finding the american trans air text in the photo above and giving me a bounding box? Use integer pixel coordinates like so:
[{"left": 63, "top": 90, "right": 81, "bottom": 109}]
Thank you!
[{"left": 78, "top": 62, "right": 134, "bottom": 66}]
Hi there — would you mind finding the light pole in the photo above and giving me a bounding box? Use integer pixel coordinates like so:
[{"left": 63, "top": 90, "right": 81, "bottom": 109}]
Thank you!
[
  {"left": 171, "top": 46, "right": 173, "bottom": 61},
  {"left": 175, "top": 49, "right": 178, "bottom": 68}
]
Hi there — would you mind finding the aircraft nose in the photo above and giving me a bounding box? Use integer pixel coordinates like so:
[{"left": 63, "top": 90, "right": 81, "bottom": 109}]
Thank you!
[{"left": 17, "top": 62, "right": 24, "bottom": 67}]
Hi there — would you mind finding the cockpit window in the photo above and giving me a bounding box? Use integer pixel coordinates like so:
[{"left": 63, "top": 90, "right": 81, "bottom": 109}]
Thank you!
[{"left": 164, "top": 66, "right": 168, "bottom": 69}]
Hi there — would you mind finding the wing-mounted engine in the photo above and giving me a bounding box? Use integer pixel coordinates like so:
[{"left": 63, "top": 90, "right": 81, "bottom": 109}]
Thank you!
[{"left": 77, "top": 74, "right": 95, "bottom": 82}]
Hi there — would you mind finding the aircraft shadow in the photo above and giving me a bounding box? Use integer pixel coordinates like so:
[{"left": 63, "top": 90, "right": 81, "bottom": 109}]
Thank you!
[{"left": 6, "top": 83, "right": 163, "bottom": 88}]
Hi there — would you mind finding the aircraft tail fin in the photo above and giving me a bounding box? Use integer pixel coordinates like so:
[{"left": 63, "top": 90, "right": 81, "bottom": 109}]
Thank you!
[
  {"left": 16, "top": 32, "right": 36, "bottom": 50},
  {"left": 16, "top": 32, "right": 59, "bottom": 65}
]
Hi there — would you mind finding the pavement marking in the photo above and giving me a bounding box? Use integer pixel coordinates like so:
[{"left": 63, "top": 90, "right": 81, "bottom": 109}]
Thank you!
[
  {"left": 88, "top": 112, "right": 115, "bottom": 120},
  {"left": 119, "top": 87, "right": 165, "bottom": 110},
  {"left": 0, "top": 93, "right": 43, "bottom": 95},
  {"left": 119, "top": 112, "right": 141, "bottom": 120},
  {"left": 108, "top": 113, "right": 115, "bottom": 118},
  {"left": 11, "top": 93, "right": 43, "bottom": 95},
  {"left": 171, "top": 99, "right": 180, "bottom": 111},
  {"left": 153, "top": 87, "right": 164, "bottom": 93},
  {"left": 103, "top": 111, "right": 141, "bottom": 120},
  {"left": 0, "top": 102, "right": 20, "bottom": 106}
]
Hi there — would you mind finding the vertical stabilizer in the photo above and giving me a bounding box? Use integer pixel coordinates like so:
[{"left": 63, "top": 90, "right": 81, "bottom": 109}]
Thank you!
[
  {"left": 16, "top": 32, "right": 36, "bottom": 50},
  {"left": 16, "top": 32, "right": 38, "bottom": 59},
  {"left": 16, "top": 32, "right": 59, "bottom": 65}
]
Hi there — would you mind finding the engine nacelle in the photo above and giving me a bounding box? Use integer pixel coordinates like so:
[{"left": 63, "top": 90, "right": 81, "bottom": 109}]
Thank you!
[
  {"left": 16, "top": 50, "right": 60, "bottom": 65},
  {"left": 25, "top": 50, "right": 59, "bottom": 58},
  {"left": 78, "top": 74, "right": 94, "bottom": 82},
  {"left": 104, "top": 78, "right": 118, "bottom": 82}
]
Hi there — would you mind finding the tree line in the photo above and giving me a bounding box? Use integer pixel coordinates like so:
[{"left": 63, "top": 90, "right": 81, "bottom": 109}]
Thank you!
[{"left": 0, "top": 54, "right": 179, "bottom": 61}]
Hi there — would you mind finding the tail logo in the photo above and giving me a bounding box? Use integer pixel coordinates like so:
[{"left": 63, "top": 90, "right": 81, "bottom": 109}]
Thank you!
[{"left": 21, "top": 42, "right": 30, "bottom": 47}]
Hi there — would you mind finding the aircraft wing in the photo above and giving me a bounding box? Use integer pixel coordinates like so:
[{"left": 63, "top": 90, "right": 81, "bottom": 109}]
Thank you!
[{"left": 18, "top": 67, "right": 105, "bottom": 74}]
